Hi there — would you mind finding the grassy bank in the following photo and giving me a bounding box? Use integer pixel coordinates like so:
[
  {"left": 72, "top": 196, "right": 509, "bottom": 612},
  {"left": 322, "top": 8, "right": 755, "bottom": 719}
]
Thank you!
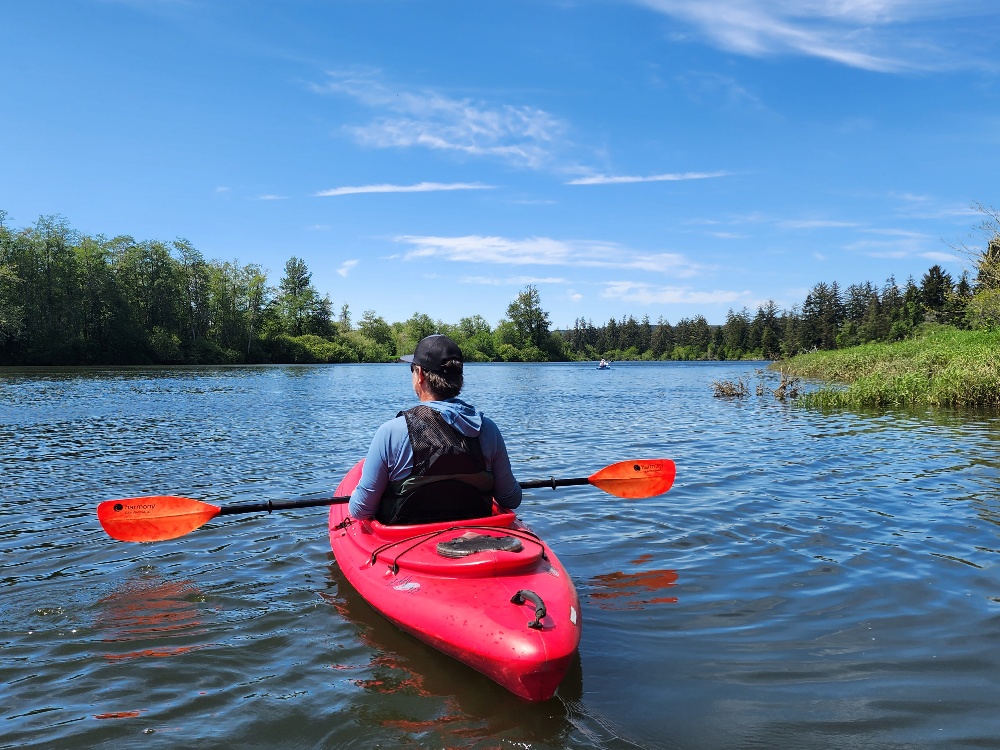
[{"left": 776, "top": 325, "right": 1000, "bottom": 408}]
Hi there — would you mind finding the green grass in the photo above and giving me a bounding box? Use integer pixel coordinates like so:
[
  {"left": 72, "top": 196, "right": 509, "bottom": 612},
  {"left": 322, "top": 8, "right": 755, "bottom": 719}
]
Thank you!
[{"left": 775, "top": 325, "right": 1000, "bottom": 408}]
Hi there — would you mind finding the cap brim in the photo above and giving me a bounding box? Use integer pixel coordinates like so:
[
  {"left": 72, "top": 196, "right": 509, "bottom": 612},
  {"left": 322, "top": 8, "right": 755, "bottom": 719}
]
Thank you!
[{"left": 399, "top": 354, "right": 415, "bottom": 363}]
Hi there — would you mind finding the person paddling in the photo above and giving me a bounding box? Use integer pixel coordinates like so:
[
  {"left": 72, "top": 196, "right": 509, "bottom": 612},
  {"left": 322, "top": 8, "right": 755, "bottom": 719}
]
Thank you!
[{"left": 348, "top": 334, "right": 522, "bottom": 524}]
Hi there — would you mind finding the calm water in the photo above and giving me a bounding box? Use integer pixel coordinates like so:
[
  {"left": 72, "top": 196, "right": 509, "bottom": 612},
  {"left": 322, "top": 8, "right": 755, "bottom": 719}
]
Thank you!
[{"left": 2, "top": 362, "right": 1000, "bottom": 749}]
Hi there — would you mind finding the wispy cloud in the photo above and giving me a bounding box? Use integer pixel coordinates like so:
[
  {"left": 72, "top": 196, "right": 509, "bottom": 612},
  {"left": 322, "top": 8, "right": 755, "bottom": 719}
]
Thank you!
[
  {"left": 635, "top": 0, "right": 994, "bottom": 72},
  {"left": 311, "top": 71, "right": 567, "bottom": 169},
  {"left": 567, "top": 171, "right": 729, "bottom": 185},
  {"left": 314, "top": 182, "right": 494, "bottom": 197},
  {"left": 845, "top": 235, "right": 932, "bottom": 258},
  {"left": 676, "top": 71, "right": 767, "bottom": 110},
  {"left": 253, "top": 194, "right": 288, "bottom": 201},
  {"left": 602, "top": 280, "right": 751, "bottom": 306},
  {"left": 778, "top": 219, "right": 861, "bottom": 229},
  {"left": 460, "top": 275, "right": 568, "bottom": 286},
  {"left": 395, "top": 234, "right": 705, "bottom": 277},
  {"left": 337, "top": 260, "right": 359, "bottom": 277},
  {"left": 889, "top": 192, "right": 980, "bottom": 220},
  {"left": 921, "top": 251, "right": 963, "bottom": 263}
]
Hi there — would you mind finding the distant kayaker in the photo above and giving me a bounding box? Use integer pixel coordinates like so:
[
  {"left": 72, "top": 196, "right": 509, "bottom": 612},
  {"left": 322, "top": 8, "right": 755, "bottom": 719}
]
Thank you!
[{"left": 348, "top": 334, "right": 522, "bottom": 525}]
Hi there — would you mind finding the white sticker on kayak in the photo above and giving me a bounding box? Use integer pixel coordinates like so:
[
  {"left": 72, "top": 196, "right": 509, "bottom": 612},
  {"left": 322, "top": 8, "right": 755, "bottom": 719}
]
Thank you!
[
  {"left": 570, "top": 606, "right": 578, "bottom": 625},
  {"left": 393, "top": 581, "right": 420, "bottom": 592}
]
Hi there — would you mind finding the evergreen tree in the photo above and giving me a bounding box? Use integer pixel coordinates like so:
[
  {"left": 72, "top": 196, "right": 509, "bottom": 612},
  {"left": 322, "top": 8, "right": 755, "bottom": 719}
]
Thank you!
[
  {"left": 920, "top": 265, "right": 953, "bottom": 314},
  {"left": 505, "top": 285, "right": 551, "bottom": 351},
  {"left": 650, "top": 317, "right": 673, "bottom": 358}
]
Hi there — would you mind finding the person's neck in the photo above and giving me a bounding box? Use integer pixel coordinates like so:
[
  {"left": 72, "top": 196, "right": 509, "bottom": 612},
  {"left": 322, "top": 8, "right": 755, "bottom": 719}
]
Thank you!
[{"left": 415, "top": 382, "right": 438, "bottom": 402}]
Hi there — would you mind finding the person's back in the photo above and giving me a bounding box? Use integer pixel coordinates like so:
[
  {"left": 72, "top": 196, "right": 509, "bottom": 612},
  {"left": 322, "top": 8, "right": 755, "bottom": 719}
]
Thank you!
[{"left": 348, "top": 335, "right": 521, "bottom": 524}]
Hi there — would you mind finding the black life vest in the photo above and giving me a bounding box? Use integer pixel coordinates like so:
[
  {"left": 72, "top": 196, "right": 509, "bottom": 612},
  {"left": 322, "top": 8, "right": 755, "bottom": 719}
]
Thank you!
[{"left": 376, "top": 405, "right": 495, "bottom": 525}]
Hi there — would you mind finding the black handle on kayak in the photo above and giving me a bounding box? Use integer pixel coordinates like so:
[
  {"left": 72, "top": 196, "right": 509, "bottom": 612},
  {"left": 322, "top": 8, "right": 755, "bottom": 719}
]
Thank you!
[{"left": 511, "top": 589, "right": 547, "bottom": 629}]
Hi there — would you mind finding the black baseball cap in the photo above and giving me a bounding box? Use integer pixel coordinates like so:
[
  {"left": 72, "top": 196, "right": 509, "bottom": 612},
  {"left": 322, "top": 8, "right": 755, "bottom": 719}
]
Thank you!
[{"left": 400, "top": 334, "right": 464, "bottom": 372}]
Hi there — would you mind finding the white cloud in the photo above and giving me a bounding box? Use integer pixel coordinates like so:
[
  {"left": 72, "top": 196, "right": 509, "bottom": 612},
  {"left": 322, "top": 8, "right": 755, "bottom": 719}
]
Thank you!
[
  {"left": 845, "top": 234, "right": 931, "bottom": 257},
  {"left": 253, "top": 194, "right": 288, "bottom": 201},
  {"left": 602, "top": 280, "right": 751, "bottom": 305},
  {"left": 395, "top": 234, "right": 705, "bottom": 277},
  {"left": 865, "top": 228, "right": 931, "bottom": 239},
  {"left": 337, "top": 260, "right": 359, "bottom": 277},
  {"left": 312, "top": 71, "right": 567, "bottom": 169},
  {"left": 460, "top": 275, "right": 568, "bottom": 286},
  {"left": 920, "top": 251, "right": 963, "bottom": 263},
  {"left": 634, "top": 0, "right": 994, "bottom": 72},
  {"left": 314, "top": 182, "right": 494, "bottom": 197},
  {"left": 567, "top": 171, "right": 729, "bottom": 185}
]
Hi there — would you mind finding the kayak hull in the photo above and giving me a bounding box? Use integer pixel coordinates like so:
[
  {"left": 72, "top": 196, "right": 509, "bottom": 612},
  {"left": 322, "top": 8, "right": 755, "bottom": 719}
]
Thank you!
[{"left": 328, "top": 460, "right": 581, "bottom": 701}]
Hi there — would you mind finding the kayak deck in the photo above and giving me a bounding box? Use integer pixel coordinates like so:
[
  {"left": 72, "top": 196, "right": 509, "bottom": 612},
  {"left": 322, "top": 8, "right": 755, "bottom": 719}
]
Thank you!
[{"left": 329, "top": 461, "right": 581, "bottom": 701}]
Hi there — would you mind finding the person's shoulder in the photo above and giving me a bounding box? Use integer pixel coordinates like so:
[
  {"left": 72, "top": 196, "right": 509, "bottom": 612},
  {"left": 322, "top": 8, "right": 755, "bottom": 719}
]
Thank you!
[
  {"left": 374, "top": 413, "right": 407, "bottom": 436},
  {"left": 478, "top": 414, "right": 502, "bottom": 433}
]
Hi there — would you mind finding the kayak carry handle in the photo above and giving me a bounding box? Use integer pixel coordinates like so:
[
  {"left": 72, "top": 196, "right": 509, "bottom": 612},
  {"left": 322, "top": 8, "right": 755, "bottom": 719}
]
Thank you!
[{"left": 511, "top": 589, "right": 547, "bottom": 629}]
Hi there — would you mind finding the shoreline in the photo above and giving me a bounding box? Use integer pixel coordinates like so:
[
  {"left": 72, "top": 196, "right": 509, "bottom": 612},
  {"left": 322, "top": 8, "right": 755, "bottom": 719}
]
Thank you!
[{"left": 774, "top": 324, "right": 1000, "bottom": 408}]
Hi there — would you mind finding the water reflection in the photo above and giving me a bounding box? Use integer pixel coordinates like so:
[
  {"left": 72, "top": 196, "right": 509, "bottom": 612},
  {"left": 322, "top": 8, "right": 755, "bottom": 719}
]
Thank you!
[
  {"left": 321, "top": 562, "right": 586, "bottom": 748},
  {"left": 588, "top": 554, "right": 679, "bottom": 609},
  {"left": 95, "top": 573, "right": 211, "bottom": 662}
]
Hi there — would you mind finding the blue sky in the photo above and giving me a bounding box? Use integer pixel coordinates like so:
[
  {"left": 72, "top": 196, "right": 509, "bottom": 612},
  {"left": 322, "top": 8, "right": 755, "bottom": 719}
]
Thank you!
[{"left": 3, "top": 1, "right": 999, "bottom": 328}]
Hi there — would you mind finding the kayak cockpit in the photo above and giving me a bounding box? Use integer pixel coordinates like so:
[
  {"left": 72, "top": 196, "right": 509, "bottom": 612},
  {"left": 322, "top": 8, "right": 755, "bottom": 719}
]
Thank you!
[{"left": 340, "top": 506, "right": 548, "bottom": 577}]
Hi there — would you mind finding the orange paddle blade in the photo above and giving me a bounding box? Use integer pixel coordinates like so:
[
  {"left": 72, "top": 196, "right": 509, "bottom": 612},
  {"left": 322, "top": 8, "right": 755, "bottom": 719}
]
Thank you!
[
  {"left": 97, "top": 496, "right": 222, "bottom": 543},
  {"left": 587, "top": 459, "right": 676, "bottom": 499}
]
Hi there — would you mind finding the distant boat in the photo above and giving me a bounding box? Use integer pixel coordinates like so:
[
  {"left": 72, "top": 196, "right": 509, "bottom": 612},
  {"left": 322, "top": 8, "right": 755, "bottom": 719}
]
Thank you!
[{"left": 597, "top": 360, "right": 611, "bottom": 369}]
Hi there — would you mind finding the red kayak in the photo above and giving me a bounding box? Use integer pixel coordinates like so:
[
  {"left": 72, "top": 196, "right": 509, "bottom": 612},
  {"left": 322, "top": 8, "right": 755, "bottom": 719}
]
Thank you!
[{"left": 328, "top": 460, "right": 582, "bottom": 701}]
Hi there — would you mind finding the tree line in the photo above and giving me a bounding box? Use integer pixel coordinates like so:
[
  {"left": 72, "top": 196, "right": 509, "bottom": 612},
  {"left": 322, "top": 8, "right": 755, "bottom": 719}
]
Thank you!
[{"left": 1, "top": 210, "right": 998, "bottom": 366}]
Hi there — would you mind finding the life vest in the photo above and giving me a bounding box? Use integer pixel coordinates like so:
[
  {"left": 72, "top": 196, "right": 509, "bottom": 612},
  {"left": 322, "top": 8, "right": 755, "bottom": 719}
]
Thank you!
[{"left": 376, "top": 404, "right": 495, "bottom": 525}]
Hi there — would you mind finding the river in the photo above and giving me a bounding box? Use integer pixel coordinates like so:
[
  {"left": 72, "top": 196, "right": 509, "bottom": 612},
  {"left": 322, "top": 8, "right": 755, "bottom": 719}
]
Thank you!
[{"left": 2, "top": 362, "right": 999, "bottom": 749}]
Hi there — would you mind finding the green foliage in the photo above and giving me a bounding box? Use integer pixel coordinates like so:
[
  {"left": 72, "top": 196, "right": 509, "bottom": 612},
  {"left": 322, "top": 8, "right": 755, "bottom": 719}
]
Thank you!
[
  {"left": 505, "top": 285, "right": 551, "bottom": 350},
  {"left": 395, "top": 313, "right": 438, "bottom": 357},
  {"left": 781, "top": 326, "right": 1000, "bottom": 408},
  {"left": 358, "top": 310, "right": 395, "bottom": 352},
  {"left": 341, "top": 330, "right": 394, "bottom": 362},
  {"left": 150, "top": 326, "right": 182, "bottom": 363},
  {"left": 964, "top": 289, "right": 1000, "bottom": 330},
  {"left": 2, "top": 207, "right": 997, "bottom": 368},
  {"left": 265, "top": 334, "right": 354, "bottom": 364}
]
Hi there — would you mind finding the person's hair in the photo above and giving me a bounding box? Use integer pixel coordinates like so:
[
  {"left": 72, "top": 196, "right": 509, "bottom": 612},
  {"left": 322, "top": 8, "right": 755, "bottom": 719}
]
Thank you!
[{"left": 424, "top": 359, "right": 463, "bottom": 399}]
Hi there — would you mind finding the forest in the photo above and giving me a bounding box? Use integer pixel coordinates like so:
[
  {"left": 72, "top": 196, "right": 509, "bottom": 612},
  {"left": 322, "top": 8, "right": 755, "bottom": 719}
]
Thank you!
[{"left": 1, "top": 210, "right": 998, "bottom": 366}]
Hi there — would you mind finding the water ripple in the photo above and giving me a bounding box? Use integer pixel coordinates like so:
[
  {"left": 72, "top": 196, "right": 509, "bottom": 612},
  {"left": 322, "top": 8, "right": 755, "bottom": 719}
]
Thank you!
[{"left": 3, "top": 362, "right": 1000, "bottom": 748}]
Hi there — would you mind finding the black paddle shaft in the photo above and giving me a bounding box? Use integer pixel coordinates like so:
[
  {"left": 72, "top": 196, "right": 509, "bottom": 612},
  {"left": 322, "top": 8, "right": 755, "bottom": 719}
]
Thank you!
[
  {"left": 219, "top": 495, "right": 349, "bottom": 515},
  {"left": 518, "top": 476, "right": 591, "bottom": 491},
  {"left": 217, "top": 476, "right": 592, "bottom": 516}
]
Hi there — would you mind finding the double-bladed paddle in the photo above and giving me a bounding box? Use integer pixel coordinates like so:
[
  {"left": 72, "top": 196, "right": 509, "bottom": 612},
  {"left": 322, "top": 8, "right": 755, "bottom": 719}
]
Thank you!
[{"left": 96, "top": 458, "right": 676, "bottom": 543}]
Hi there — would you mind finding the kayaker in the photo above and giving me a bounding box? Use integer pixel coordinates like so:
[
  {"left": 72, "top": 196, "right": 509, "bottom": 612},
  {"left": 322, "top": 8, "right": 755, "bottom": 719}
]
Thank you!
[{"left": 348, "top": 334, "right": 522, "bottom": 525}]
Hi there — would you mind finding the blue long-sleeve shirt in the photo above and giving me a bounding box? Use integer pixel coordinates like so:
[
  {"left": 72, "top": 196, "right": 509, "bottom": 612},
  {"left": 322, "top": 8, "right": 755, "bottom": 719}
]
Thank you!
[{"left": 348, "top": 397, "right": 522, "bottom": 520}]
